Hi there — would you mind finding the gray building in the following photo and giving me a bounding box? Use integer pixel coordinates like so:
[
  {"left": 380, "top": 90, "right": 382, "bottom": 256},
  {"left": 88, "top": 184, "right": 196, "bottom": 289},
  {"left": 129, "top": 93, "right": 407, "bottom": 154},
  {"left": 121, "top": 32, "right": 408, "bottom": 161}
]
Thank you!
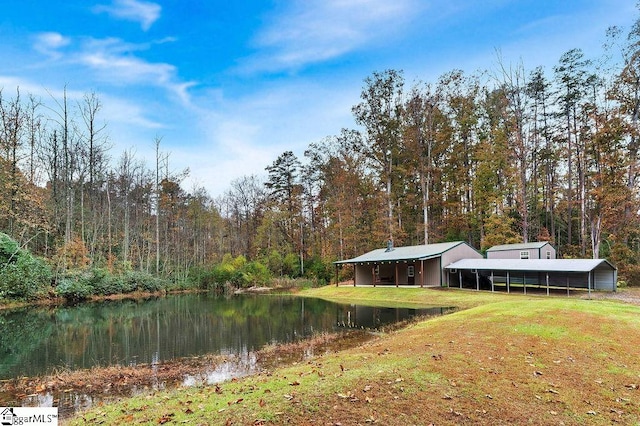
[
  {"left": 486, "top": 242, "right": 556, "bottom": 260},
  {"left": 444, "top": 258, "right": 617, "bottom": 294},
  {"left": 334, "top": 241, "right": 482, "bottom": 287}
]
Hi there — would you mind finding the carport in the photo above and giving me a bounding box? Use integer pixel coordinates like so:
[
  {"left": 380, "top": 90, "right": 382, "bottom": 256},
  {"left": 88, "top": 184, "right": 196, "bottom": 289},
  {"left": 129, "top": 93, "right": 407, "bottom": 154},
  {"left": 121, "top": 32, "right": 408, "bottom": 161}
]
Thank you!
[{"left": 444, "top": 259, "right": 617, "bottom": 296}]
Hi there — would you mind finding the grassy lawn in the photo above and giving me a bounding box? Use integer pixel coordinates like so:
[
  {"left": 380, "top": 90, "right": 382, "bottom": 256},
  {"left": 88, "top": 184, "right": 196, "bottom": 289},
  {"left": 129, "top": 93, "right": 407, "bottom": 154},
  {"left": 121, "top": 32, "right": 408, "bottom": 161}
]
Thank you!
[{"left": 67, "top": 286, "right": 640, "bottom": 425}]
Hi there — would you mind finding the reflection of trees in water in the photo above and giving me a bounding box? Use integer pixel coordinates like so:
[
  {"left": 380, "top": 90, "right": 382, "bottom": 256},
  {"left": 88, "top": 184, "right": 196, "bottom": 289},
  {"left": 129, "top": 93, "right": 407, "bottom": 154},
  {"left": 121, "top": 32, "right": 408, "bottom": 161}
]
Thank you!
[
  {"left": 0, "top": 295, "right": 448, "bottom": 379},
  {"left": 335, "top": 305, "right": 450, "bottom": 329}
]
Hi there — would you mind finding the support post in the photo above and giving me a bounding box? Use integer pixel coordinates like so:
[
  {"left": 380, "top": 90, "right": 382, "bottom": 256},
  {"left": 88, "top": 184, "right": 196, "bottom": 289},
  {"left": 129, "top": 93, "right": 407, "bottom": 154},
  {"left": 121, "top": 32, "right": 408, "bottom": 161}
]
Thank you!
[
  {"left": 395, "top": 263, "right": 399, "bottom": 287},
  {"left": 459, "top": 270, "right": 462, "bottom": 289},
  {"left": 491, "top": 271, "right": 494, "bottom": 292},
  {"left": 507, "top": 271, "right": 510, "bottom": 294},
  {"left": 476, "top": 271, "right": 479, "bottom": 291},
  {"left": 546, "top": 272, "right": 549, "bottom": 296},
  {"left": 523, "top": 272, "right": 526, "bottom": 295},
  {"left": 588, "top": 271, "right": 591, "bottom": 299},
  {"left": 372, "top": 266, "right": 376, "bottom": 287}
]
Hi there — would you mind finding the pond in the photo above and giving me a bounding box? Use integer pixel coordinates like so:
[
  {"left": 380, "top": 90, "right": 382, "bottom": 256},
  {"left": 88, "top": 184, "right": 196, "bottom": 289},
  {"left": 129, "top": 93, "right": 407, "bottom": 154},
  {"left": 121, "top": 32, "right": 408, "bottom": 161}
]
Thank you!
[{"left": 0, "top": 293, "right": 449, "bottom": 380}]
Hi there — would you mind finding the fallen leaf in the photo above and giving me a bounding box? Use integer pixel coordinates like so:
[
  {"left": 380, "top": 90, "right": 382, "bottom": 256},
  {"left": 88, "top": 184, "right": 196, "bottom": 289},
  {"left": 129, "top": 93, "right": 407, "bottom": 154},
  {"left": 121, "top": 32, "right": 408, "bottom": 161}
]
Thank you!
[
  {"left": 157, "top": 413, "right": 174, "bottom": 424},
  {"left": 259, "top": 399, "right": 266, "bottom": 407}
]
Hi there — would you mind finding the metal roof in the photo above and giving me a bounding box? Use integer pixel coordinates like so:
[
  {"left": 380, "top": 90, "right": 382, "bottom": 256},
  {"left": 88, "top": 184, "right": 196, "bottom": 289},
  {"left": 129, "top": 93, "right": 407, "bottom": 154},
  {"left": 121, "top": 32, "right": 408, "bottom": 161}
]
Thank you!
[
  {"left": 334, "top": 241, "right": 467, "bottom": 265},
  {"left": 445, "top": 258, "right": 616, "bottom": 273},
  {"left": 486, "top": 242, "right": 554, "bottom": 252}
]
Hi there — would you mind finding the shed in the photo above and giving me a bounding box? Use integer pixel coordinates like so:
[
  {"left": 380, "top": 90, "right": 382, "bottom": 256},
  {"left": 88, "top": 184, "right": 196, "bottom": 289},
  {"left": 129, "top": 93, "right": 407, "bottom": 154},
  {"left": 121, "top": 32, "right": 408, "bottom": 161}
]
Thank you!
[
  {"left": 444, "top": 258, "right": 617, "bottom": 295},
  {"left": 486, "top": 242, "right": 556, "bottom": 259},
  {"left": 334, "top": 241, "right": 482, "bottom": 287}
]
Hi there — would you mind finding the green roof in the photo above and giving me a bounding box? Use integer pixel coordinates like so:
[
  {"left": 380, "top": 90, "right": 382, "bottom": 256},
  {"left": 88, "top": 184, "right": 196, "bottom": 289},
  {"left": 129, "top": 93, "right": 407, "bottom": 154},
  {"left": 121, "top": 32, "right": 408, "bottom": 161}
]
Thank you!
[{"left": 334, "top": 241, "right": 467, "bottom": 264}]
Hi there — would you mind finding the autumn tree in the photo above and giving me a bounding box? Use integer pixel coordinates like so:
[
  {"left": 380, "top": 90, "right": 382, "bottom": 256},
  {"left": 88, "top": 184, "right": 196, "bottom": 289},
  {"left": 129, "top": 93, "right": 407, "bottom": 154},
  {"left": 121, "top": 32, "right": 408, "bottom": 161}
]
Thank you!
[{"left": 352, "top": 69, "right": 405, "bottom": 242}]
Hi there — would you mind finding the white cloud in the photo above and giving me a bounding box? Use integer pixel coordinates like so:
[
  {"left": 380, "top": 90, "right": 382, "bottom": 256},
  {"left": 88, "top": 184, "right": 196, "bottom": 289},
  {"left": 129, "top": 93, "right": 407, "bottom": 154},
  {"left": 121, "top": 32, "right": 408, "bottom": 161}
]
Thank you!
[
  {"left": 33, "top": 32, "right": 71, "bottom": 57},
  {"left": 29, "top": 34, "right": 195, "bottom": 106},
  {"left": 245, "top": 0, "right": 420, "bottom": 73},
  {"left": 93, "top": 0, "right": 161, "bottom": 31}
]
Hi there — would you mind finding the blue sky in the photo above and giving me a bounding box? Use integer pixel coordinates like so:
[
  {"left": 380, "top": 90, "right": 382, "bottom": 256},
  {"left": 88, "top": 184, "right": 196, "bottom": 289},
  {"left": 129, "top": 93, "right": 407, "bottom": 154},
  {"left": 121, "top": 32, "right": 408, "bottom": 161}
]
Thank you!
[{"left": 0, "top": 0, "right": 636, "bottom": 197}]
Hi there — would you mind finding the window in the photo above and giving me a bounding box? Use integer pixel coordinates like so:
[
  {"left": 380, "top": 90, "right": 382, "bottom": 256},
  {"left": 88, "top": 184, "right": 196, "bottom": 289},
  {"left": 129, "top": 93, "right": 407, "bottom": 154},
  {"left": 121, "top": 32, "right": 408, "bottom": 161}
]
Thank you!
[
  {"left": 520, "top": 251, "right": 530, "bottom": 259},
  {"left": 546, "top": 250, "right": 551, "bottom": 259}
]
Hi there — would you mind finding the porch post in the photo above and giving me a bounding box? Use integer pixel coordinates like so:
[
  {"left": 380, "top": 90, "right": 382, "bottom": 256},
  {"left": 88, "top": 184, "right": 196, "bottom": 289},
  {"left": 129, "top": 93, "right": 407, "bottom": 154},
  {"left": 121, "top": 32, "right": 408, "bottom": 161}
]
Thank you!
[
  {"left": 588, "top": 271, "right": 592, "bottom": 299},
  {"left": 476, "top": 271, "right": 479, "bottom": 291},
  {"left": 458, "top": 270, "right": 462, "bottom": 289},
  {"left": 372, "top": 266, "right": 376, "bottom": 287},
  {"left": 353, "top": 265, "right": 356, "bottom": 286},
  {"left": 335, "top": 264, "right": 339, "bottom": 287},
  {"left": 395, "top": 263, "right": 399, "bottom": 287},
  {"left": 420, "top": 260, "right": 424, "bottom": 288},
  {"left": 490, "top": 271, "right": 494, "bottom": 292},
  {"left": 567, "top": 275, "right": 569, "bottom": 296},
  {"left": 507, "top": 271, "right": 510, "bottom": 293},
  {"left": 523, "top": 272, "right": 526, "bottom": 295}
]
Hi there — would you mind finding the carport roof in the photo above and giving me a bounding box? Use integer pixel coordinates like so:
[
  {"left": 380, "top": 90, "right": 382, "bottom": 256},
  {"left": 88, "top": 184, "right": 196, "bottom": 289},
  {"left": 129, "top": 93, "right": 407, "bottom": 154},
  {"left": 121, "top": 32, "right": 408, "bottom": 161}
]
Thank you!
[
  {"left": 334, "top": 241, "right": 468, "bottom": 265},
  {"left": 445, "top": 258, "right": 616, "bottom": 273}
]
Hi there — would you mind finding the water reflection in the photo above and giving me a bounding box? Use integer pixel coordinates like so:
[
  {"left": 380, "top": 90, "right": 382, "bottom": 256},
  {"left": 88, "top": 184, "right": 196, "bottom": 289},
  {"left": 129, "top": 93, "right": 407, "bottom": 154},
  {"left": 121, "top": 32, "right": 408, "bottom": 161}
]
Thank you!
[{"left": 0, "top": 294, "right": 449, "bottom": 380}]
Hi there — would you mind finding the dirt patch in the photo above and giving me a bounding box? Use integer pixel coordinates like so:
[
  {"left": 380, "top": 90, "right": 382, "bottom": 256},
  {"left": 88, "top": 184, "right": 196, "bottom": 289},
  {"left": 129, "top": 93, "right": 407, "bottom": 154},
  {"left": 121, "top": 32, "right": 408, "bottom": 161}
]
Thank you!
[{"left": 586, "top": 286, "right": 640, "bottom": 305}]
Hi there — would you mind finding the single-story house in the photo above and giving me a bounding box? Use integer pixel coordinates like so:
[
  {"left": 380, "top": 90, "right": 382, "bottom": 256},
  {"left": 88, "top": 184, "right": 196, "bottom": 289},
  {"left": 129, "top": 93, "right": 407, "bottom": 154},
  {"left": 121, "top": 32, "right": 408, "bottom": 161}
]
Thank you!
[
  {"left": 444, "top": 258, "right": 617, "bottom": 294},
  {"left": 487, "top": 241, "right": 556, "bottom": 259},
  {"left": 334, "top": 241, "right": 482, "bottom": 287}
]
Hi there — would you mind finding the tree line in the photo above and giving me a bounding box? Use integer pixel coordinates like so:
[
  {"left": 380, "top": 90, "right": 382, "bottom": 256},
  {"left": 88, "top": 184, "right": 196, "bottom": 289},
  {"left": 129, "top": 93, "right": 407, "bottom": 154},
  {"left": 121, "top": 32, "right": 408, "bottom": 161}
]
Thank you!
[{"left": 2, "top": 14, "right": 640, "bottom": 292}]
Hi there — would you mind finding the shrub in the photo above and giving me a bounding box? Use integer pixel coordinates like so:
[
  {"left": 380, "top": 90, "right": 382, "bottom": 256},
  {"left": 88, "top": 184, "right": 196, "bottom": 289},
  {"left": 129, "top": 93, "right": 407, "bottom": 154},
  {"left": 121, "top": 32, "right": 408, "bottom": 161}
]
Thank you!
[
  {"left": 123, "top": 270, "right": 164, "bottom": 292},
  {"left": 0, "top": 233, "right": 52, "bottom": 300},
  {"left": 240, "top": 261, "right": 271, "bottom": 287},
  {"left": 188, "top": 266, "right": 223, "bottom": 291},
  {"left": 55, "top": 278, "right": 92, "bottom": 302}
]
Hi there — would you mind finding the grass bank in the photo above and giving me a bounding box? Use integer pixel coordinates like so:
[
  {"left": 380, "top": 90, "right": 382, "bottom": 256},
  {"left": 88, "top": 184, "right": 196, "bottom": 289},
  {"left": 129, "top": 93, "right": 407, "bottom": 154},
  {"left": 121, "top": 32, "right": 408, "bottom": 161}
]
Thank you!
[{"left": 67, "top": 286, "right": 640, "bottom": 425}]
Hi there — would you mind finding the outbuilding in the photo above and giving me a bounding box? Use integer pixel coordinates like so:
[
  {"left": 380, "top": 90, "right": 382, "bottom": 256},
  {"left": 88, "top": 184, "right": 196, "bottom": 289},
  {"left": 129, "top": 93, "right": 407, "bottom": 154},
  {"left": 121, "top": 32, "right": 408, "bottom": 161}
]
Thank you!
[
  {"left": 486, "top": 242, "right": 556, "bottom": 259},
  {"left": 444, "top": 258, "right": 617, "bottom": 295},
  {"left": 334, "top": 241, "right": 482, "bottom": 287}
]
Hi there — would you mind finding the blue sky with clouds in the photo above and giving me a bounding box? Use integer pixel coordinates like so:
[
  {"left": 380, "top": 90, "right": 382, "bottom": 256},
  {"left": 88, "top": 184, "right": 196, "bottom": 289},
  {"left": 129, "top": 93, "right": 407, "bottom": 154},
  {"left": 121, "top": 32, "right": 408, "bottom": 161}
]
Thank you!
[{"left": 0, "top": 0, "right": 636, "bottom": 196}]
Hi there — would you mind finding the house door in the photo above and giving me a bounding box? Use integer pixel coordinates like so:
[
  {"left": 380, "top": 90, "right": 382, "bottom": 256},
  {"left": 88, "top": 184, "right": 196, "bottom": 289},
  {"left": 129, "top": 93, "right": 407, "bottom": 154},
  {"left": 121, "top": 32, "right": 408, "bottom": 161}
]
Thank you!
[{"left": 407, "top": 265, "right": 415, "bottom": 285}]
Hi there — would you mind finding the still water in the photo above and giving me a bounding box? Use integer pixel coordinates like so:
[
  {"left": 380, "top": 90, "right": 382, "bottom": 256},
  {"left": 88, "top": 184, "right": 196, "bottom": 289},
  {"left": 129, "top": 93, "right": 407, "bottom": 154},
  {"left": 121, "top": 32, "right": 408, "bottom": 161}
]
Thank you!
[{"left": 0, "top": 293, "right": 448, "bottom": 379}]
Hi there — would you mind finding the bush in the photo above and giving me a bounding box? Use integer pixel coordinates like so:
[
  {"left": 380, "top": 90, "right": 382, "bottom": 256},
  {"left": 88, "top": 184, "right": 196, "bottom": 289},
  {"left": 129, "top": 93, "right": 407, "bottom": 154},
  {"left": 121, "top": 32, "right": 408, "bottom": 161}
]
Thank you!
[
  {"left": 187, "top": 266, "right": 222, "bottom": 290},
  {"left": 123, "top": 270, "right": 164, "bottom": 292},
  {"left": 55, "top": 278, "right": 92, "bottom": 302},
  {"left": 239, "top": 261, "right": 271, "bottom": 287},
  {"left": 0, "top": 233, "right": 52, "bottom": 300}
]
